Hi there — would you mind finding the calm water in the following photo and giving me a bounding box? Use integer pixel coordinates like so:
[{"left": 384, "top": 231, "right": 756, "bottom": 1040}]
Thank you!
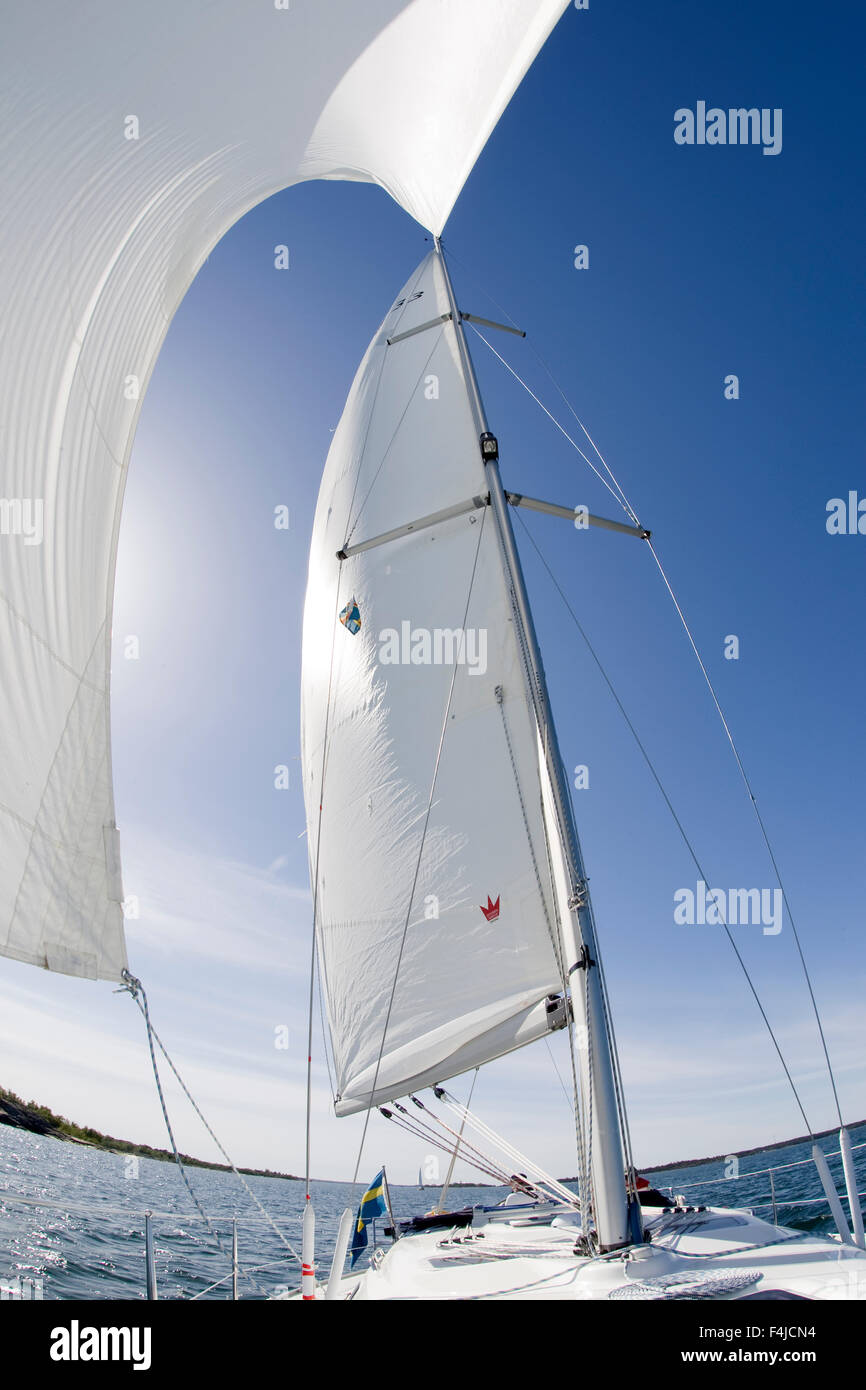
[{"left": 1, "top": 1121, "right": 864, "bottom": 1299}]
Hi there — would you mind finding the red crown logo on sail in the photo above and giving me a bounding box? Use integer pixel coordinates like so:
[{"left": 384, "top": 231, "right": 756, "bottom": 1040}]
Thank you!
[{"left": 480, "top": 895, "right": 500, "bottom": 923}]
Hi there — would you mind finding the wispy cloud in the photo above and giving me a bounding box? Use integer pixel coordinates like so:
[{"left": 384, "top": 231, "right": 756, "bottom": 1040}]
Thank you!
[{"left": 121, "top": 827, "right": 311, "bottom": 974}]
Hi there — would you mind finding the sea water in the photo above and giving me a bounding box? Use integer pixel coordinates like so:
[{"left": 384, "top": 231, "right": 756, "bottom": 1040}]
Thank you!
[{"left": 1, "top": 1121, "right": 864, "bottom": 1299}]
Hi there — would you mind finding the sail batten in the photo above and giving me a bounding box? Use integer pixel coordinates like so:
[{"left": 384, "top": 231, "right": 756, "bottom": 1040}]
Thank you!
[{"left": 301, "top": 253, "right": 568, "bottom": 1112}]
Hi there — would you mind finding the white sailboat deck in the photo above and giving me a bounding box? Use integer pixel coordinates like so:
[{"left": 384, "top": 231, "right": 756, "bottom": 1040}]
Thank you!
[{"left": 315, "top": 1206, "right": 866, "bottom": 1301}]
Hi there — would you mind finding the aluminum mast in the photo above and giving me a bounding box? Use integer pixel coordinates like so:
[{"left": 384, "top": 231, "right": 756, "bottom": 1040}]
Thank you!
[{"left": 435, "top": 238, "right": 636, "bottom": 1250}]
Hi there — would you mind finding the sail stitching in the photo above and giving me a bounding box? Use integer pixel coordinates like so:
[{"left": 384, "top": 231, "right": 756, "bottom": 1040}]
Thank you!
[
  {"left": 344, "top": 330, "right": 444, "bottom": 549},
  {"left": 4, "top": 620, "right": 109, "bottom": 950},
  {"left": 495, "top": 687, "right": 565, "bottom": 988},
  {"left": 304, "top": 573, "right": 346, "bottom": 1197},
  {"left": 350, "top": 506, "right": 488, "bottom": 1187},
  {"left": 342, "top": 258, "right": 432, "bottom": 543}
]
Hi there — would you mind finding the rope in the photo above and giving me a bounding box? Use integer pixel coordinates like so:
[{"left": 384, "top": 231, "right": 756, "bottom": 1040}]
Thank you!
[
  {"left": 122, "top": 974, "right": 300, "bottom": 1268},
  {"left": 314, "top": 937, "right": 336, "bottom": 1101},
  {"left": 434, "top": 1090, "right": 580, "bottom": 1208},
  {"left": 649, "top": 1224, "right": 812, "bottom": 1260},
  {"left": 438, "top": 1069, "right": 480, "bottom": 1210},
  {"left": 400, "top": 1097, "right": 546, "bottom": 1192},
  {"left": 119, "top": 973, "right": 278, "bottom": 1293},
  {"left": 350, "top": 506, "right": 489, "bottom": 1187},
  {"left": 378, "top": 1105, "right": 512, "bottom": 1187},
  {"left": 582, "top": 966, "right": 595, "bottom": 1216}
]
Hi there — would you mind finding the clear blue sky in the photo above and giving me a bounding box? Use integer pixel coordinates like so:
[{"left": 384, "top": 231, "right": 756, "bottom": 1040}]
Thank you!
[{"left": 2, "top": 2, "right": 863, "bottom": 1183}]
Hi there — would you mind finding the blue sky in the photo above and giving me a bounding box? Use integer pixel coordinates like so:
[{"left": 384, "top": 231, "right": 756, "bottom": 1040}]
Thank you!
[{"left": 1, "top": 2, "right": 864, "bottom": 1185}]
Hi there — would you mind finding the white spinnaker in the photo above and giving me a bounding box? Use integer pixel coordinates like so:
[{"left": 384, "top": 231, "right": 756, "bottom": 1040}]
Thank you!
[
  {"left": 301, "top": 254, "right": 566, "bottom": 1115},
  {"left": 0, "top": 1, "right": 568, "bottom": 981}
]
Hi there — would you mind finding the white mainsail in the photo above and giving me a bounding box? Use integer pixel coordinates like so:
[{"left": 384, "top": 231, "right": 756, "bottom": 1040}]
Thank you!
[
  {"left": 0, "top": 1, "right": 568, "bottom": 981},
  {"left": 301, "top": 253, "right": 569, "bottom": 1115}
]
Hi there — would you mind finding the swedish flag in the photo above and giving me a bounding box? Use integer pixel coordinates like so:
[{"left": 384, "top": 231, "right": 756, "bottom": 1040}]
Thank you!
[{"left": 350, "top": 1169, "right": 388, "bottom": 1267}]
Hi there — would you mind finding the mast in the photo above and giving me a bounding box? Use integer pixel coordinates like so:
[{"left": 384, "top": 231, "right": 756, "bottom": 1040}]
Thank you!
[{"left": 435, "top": 239, "right": 635, "bottom": 1250}]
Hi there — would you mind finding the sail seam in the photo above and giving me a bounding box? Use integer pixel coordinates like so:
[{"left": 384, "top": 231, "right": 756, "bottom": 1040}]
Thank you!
[
  {"left": 350, "top": 505, "right": 488, "bottom": 1185},
  {"left": 344, "top": 329, "right": 444, "bottom": 549},
  {"left": 495, "top": 687, "right": 565, "bottom": 988},
  {"left": 343, "top": 256, "right": 433, "bottom": 546}
]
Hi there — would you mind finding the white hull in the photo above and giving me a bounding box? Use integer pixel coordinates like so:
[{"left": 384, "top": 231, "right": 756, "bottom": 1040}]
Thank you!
[{"left": 294, "top": 1204, "right": 866, "bottom": 1301}]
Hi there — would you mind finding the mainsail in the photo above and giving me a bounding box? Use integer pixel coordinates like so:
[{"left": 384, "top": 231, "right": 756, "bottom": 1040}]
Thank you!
[
  {"left": 301, "top": 253, "right": 569, "bottom": 1115},
  {"left": 0, "top": 1, "right": 568, "bottom": 981}
]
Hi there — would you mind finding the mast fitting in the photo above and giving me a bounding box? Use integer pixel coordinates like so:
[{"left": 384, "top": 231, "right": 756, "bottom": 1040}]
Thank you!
[
  {"left": 479, "top": 431, "right": 499, "bottom": 462},
  {"left": 570, "top": 944, "right": 596, "bottom": 972}
]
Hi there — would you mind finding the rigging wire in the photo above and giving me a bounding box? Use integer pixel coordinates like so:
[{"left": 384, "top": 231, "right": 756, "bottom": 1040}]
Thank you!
[
  {"left": 642, "top": 536, "right": 845, "bottom": 1129},
  {"left": 468, "top": 324, "right": 627, "bottom": 515},
  {"left": 444, "top": 244, "right": 639, "bottom": 524},
  {"left": 545, "top": 1036, "right": 575, "bottom": 1113},
  {"left": 437, "top": 1068, "right": 480, "bottom": 1210},
  {"left": 433, "top": 1090, "right": 580, "bottom": 1208},
  {"left": 497, "top": 668, "right": 591, "bottom": 1215},
  {"left": 120, "top": 974, "right": 293, "bottom": 1291},
  {"left": 314, "top": 942, "right": 336, "bottom": 1102},
  {"left": 511, "top": 512, "right": 814, "bottom": 1136},
  {"left": 463, "top": 307, "right": 843, "bottom": 1132},
  {"left": 378, "top": 1102, "right": 514, "bottom": 1187}
]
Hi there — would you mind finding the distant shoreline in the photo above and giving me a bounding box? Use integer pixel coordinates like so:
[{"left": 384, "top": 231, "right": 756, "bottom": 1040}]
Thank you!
[
  {"left": 0, "top": 1085, "right": 299, "bottom": 1181},
  {"left": 641, "top": 1118, "right": 866, "bottom": 1176},
  {"left": 0, "top": 1085, "right": 479, "bottom": 1186},
  {"left": 4, "top": 1084, "right": 859, "bottom": 1186}
]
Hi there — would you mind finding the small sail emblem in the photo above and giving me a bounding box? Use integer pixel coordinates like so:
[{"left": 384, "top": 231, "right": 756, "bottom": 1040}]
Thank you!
[
  {"left": 480, "top": 895, "right": 500, "bottom": 923},
  {"left": 339, "top": 597, "right": 362, "bottom": 635}
]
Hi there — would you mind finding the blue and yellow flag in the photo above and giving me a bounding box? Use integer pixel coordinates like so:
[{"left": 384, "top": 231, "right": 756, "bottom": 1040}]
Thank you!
[{"left": 350, "top": 1169, "right": 387, "bottom": 1267}]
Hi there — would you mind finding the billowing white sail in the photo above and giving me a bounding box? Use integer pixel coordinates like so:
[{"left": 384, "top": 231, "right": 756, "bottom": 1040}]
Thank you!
[
  {"left": 301, "top": 253, "right": 567, "bottom": 1115},
  {"left": 0, "top": 2, "right": 568, "bottom": 981}
]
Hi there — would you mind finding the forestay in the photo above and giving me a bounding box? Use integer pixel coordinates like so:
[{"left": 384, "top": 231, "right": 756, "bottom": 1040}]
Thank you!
[
  {"left": 0, "top": 1, "right": 568, "bottom": 981},
  {"left": 301, "top": 253, "right": 567, "bottom": 1115}
]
